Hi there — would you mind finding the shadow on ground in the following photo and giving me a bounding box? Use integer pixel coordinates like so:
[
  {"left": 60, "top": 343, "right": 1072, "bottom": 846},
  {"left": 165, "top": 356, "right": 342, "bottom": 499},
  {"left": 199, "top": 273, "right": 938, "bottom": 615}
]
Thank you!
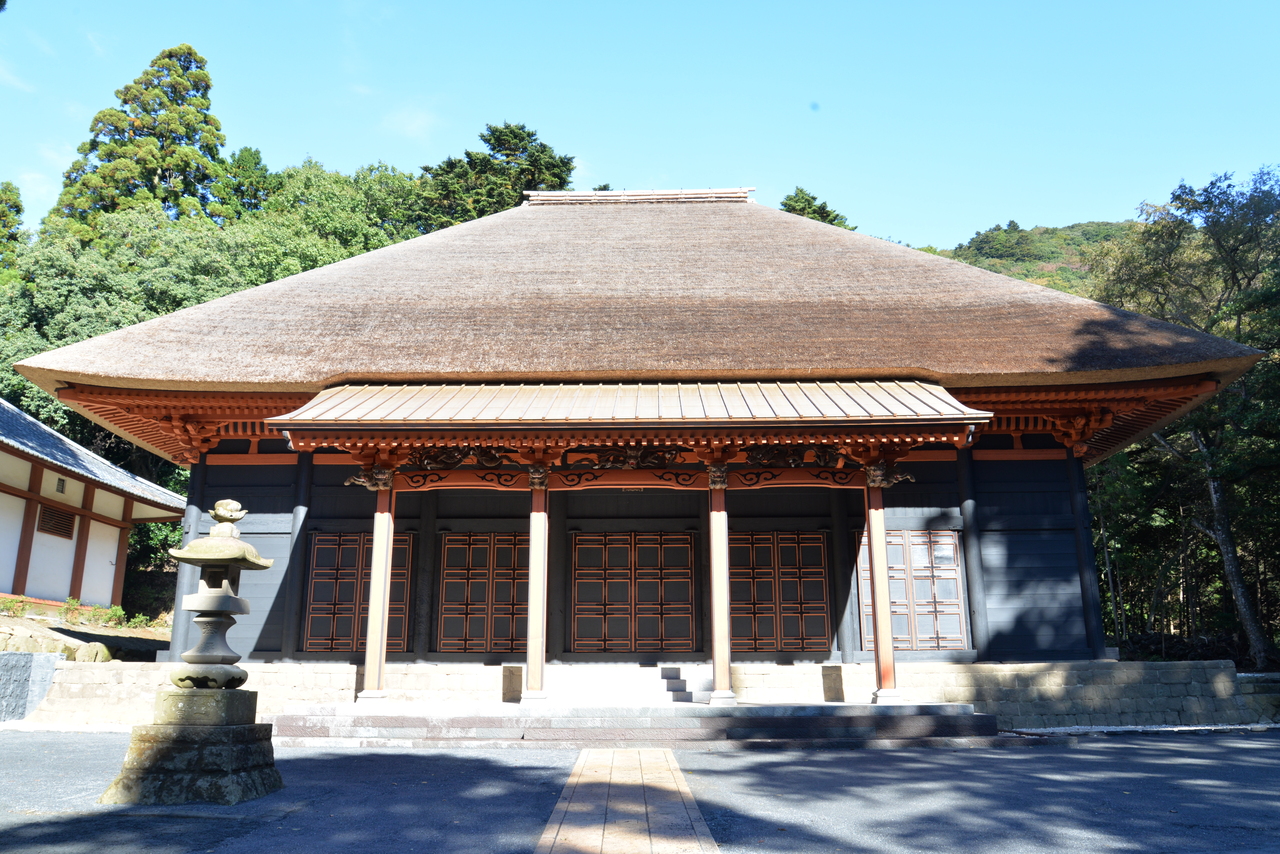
[
  {"left": 677, "top": 732, "right": 1280, "bottom": 854},
  {"left": 0, "top": 749, "right": 576, "bottom": 854}
]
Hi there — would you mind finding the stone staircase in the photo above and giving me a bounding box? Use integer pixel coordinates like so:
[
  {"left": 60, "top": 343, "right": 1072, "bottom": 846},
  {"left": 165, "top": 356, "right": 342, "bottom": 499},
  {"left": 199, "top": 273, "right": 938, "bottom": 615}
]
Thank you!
[{"left": 264, "top": 702, "right": 1044, "bottom": 750}]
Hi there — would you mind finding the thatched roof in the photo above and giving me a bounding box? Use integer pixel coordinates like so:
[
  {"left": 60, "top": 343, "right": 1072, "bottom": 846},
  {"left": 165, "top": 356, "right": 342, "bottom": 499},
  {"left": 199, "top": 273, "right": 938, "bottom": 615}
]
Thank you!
[{"left": 16, "top": 192, "right": 1261, "bottom": 396}]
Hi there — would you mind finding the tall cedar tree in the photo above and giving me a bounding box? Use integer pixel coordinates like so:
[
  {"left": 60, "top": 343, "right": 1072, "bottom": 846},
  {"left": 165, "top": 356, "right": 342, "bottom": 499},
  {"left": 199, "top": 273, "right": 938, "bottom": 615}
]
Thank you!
[
  {"left": 781, "top": 187, "right": 855, "bottom": 230},
  {"left": 416, "top": 123, "right": 574, "bottom": 231},
  {"left": 208, "top": 147, "right": 283, "bottom": 221},
  {"left": 1090, "top": 168, "right": 1280, "bottom": 669},
  {"left": 0, "top": 181, "right": 21, "bottom": 266},
  {"left": 55, "top": 44, "right": 225, "bottom": 240}
]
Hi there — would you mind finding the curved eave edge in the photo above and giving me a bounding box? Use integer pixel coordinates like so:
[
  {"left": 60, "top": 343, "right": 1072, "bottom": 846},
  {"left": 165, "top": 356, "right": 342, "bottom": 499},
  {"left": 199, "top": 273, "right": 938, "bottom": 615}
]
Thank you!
[
  {"left": 14, "top": 354, "right": 1264, "bottom": 398},
  {"left": 269, "top": 415, "right": 994, "bottom": 433}
]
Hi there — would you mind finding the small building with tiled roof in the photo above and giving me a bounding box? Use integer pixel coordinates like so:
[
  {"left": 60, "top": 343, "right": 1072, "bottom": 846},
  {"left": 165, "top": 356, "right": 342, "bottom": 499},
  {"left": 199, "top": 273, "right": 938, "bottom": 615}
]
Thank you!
[
  {"left": 14, "top": 189, "right": 1262, "bottom": 705},
  {"left": 0, "top": 399, "right": 184, "bottom": 608}
]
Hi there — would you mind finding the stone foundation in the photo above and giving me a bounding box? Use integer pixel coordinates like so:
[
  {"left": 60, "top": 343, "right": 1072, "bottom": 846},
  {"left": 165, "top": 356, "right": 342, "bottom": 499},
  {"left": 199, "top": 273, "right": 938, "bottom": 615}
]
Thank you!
[
  {"left": 21, "top": 658, "right": 1278, "bottom": 730},
  {"left": 99, "top": 723, "right": 282, "bottom": 805}
]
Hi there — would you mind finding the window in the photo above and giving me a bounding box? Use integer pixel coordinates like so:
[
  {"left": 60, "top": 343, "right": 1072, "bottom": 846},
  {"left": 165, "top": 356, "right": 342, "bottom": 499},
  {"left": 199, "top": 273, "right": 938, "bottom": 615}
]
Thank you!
[
  {"left": 571, "top": 533, "right": 695, "bottom": 653},
  {"left": 729, "top": 532, "right": 830, "bottom": 652},
  {"left": 37, "top": 505, "right": 75, "bottom": 539},
  {"left": 859, "top": 530, "right": 967, "bottom": 650},
  {"left": 304, "top": 533, "right": 413, "bottom": 653},
  {"left": 438, "top": 533, "right": 528, "bottom": 653},
  {"left": 54, "top": 478, "right": 66, "bottom": 494}
]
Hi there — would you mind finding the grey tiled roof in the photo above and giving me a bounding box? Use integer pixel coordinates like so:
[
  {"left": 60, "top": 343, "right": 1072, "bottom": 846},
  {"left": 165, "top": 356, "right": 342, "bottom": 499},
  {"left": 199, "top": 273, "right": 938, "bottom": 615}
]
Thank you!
[{"left": 0, "top": 399, "right": 184, "bottom": 512}]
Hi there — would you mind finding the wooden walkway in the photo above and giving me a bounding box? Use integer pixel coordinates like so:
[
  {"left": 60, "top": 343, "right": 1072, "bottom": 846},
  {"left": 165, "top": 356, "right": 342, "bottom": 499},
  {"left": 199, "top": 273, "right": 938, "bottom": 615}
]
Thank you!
[{"left": 535, "top": 749, "right": 720, "bottom": 853}]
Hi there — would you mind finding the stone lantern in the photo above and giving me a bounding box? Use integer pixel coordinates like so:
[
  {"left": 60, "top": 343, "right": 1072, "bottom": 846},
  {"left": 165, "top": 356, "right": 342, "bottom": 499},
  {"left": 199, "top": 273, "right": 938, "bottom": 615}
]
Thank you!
[{"left": 100, "top": 500, "right": 284, "bottom": 805}]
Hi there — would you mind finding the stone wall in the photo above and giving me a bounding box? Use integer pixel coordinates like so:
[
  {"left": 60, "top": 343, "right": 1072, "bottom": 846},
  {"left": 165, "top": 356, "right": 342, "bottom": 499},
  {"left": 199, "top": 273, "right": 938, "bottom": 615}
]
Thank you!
[
  {"left": 819, "top": 660, "right": 1263, "bottom": 729},
  {"left": 19, "top": 659, "right": 1277, "bottom": 730},
  {"left": 25, "top": 662, "right": 359, "bottom": 729},
  {"left": 1238, "top": 674, "right": 1280, "bottom": 724},
  {"left": 0, "top": 652, "right": 64, "bottom": 720}
]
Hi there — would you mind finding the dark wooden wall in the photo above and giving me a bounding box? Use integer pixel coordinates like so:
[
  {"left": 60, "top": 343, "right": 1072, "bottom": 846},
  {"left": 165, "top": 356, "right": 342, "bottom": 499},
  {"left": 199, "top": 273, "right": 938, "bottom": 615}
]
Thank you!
[{"left": 171, "top": 448, "right": 1103, "bottom": 664}]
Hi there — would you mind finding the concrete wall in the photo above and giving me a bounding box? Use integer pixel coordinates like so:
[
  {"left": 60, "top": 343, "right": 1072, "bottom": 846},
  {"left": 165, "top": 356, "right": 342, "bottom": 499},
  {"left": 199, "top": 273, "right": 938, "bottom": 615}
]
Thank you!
[{"left": 0, "top": 652, "right": 64, "bottom": 720}]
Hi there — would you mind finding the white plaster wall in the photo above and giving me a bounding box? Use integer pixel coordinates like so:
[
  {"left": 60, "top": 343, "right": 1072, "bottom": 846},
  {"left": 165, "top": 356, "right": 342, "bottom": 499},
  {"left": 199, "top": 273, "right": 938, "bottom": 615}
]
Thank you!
[
  {"left": 0, "top": 493, "right": 26, "bottom": 594},
  {"left": 40, "top": 473, "right": 84, "bottom": 509},
  {"left": 24, "top": 524, "right": 77, "bottom": 602},
  {"left": 93, "top": 491, "right": 125, "bottom": 521},
  {"left": 0, "top": 453, "right": 31, "bottom": 490},
  {"left": 132, "top": 503, "right": 179, "bottom": 520},
  {"left": 80, "top": 521, "right": 120, "bottom": 606}
]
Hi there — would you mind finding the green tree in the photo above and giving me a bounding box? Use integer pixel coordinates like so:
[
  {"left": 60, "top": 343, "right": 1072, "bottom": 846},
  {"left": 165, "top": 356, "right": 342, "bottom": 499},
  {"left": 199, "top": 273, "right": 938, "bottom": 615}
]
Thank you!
[
  {"left": 1089, "top": 168, "right": 1280, "bottom": 669},
  {"left": 0, "top": 181, "right": 22, "bottom": 269},
  {"left": 780, "top": 187, "right": 855, "bottom": 230},
  {"left": 415, "top": 123, "right": 574, "bottom": 231},
  {"left": 54, "top": 44, "right": 226, "bottom": 239},
  {"left": 208, "top": 147, "right": 282, "bottom": 221},
  {"left": 955, "top": 220, "right": 1055, "bottom": 264}
]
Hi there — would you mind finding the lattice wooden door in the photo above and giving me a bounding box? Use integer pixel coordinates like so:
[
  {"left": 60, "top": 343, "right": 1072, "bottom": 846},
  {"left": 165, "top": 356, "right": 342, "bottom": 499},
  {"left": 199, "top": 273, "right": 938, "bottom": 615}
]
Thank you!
[
  {"left": 729, "top": 532, "right": 830, "bottom": 652},
  {"left": 438, "top": 533, "right": 529, "bottom": 652},
  {"left": 859, "top": 530, "right": 966, "bottom": 650},
  {"left": 571, "top": 533, "right": 696, "bottom": 653},
  {"left": 304, "top": 532, "right": 413, "bottom": 653}
]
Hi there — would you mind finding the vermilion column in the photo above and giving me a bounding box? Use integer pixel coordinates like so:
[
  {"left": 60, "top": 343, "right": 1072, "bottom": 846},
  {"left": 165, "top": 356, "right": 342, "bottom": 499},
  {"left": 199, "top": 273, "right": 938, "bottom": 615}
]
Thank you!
[
  {"left": 708, "top": 470, "right": 736, "bottom": 706},
  {"left": 360, "top": 486, "right": 395, "bottom": 699},
  {"left": 864, "top": 485, "right": 900, "bottom": 702},
  {"left": 523, "top": 470, "right": 550, "bottom": 701}
]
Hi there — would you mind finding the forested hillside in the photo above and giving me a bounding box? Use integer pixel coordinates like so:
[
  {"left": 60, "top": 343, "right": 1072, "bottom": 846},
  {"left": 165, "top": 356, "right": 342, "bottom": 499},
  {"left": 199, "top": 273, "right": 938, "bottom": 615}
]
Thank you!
[{"left": 943, "top": 219, "right": 1131, "bottom": 294}]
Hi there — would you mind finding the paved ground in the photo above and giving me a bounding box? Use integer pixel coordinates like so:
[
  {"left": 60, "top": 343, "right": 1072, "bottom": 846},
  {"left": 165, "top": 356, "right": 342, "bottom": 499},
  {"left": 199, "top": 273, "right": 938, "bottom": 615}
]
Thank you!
[
  {"left": 678, "top": 732, "right": 1280, "bottom": 854},
  {"left": 1, "top": 731, "right": 1278, "bottom": 853}
]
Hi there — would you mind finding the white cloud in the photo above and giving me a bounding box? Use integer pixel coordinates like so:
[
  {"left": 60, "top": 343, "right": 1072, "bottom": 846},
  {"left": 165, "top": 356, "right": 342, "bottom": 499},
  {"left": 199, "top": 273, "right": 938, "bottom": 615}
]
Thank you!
[
  {"left": 348, "top": 83, "right": 376, "bottom": 97},
  {"left": 381, "top": 107, "right": 434, "bottom": 142},
  {"left": 0, "top": 58, "right": 34, "bottom": 92},
  {"left": 84, "top": 32, "right": 107, "bottom": 59},
  {"left": 23, "top": 28, "right": 57, "bottom": 58}
]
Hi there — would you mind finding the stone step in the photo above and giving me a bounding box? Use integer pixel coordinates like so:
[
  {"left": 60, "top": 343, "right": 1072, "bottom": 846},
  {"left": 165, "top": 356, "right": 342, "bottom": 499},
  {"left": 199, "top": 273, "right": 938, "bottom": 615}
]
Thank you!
[
  {"left": 269, "top": 734, "right": 1063, "bottom": 750},
  {"left": 265, "top": 702, "right": 999, "bottom": 746}
]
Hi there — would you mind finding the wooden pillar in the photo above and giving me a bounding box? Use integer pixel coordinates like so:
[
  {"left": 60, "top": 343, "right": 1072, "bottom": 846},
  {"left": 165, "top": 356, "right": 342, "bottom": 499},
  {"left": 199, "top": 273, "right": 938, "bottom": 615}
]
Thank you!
[
  {"left": 708, "top": 481, "right": 736, "bottom": 706},
  {"left": 1067, "top": 455, "right": 1108, "bottom": 659},
  {"left": 864, "top": 485, "right": 900, "bottom": 702},
  {"left": 110, "top": 501, "right": 133, "bottom": 607},
  {"left": 10, "top": 464, "right": 43, "bottom": 596},
  {"left": 68, "top": 485, "right": 96, "bottom": 601},
  {"left": 957, "top": 449, "right": 991, "bottom": 657},
  {"left": 279, "top": 452, "right": 313, "bottom": 660},
  {"left": 829, "top": 489, "right": 859, "bottom": 662},
  {"left": 168, "top": 454, "right": 206, "bottom": 662},
  {"left": 523, "top": 481, "right": 550, "bottom": 701},
  {"left": 360, "top": 486, "right": 396, "bottom": 698}
]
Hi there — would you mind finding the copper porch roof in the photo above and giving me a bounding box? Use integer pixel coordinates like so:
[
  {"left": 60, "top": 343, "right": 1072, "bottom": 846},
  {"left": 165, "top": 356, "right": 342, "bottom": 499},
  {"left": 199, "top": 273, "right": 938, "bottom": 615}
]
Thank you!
[{"left": 267, "top": 381, "right": 992, "bottom": 430}]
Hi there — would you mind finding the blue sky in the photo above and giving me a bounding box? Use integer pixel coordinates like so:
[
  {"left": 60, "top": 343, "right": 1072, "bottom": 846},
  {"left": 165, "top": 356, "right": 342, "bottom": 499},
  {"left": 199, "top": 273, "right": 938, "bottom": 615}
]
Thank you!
[{"left": 1, "top": 0, "right": 1277, "bottom": 248}]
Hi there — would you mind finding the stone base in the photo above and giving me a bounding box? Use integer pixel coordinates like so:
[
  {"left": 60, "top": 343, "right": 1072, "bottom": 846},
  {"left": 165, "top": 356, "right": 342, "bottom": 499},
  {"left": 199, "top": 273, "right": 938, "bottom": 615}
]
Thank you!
[
  {"left": 708, "top": 690, "right": 738, "bottom": 707},
  {"left": 99, "top": 722, "right": 282, "bottom": 805},
  {"left": 155, "top": 687, "right": 257, "bottom": 726}
]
